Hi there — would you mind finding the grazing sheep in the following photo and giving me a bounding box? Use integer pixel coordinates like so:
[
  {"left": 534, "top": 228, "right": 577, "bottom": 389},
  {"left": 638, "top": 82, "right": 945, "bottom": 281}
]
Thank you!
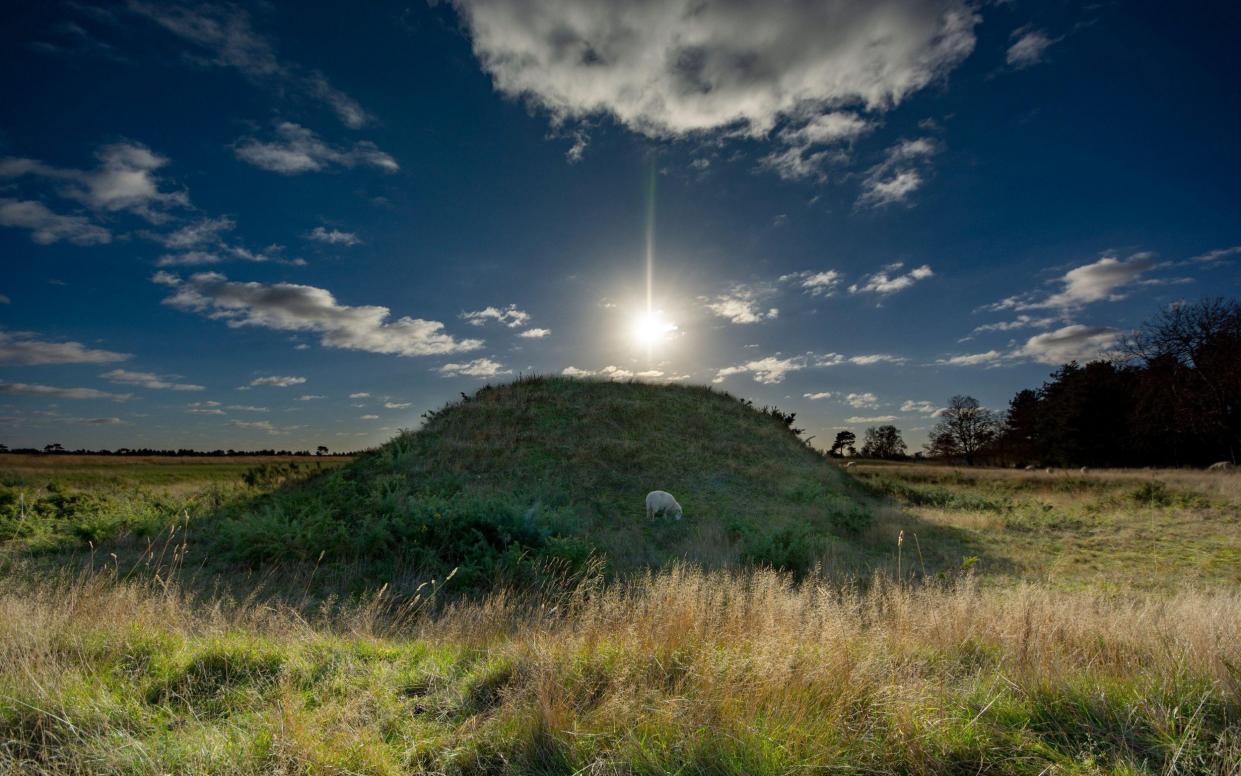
[
  {"left": 1080, "top": 466, "right": 1088, "bottom": 474},
  {"left": 1024, "top": 465, "right": 1036, "bottom": 471},
  {"left": 1207, "top": 461, "right": 1233, "bottom": 472},
  {"left": 844, "top": 462, "right": 856, "bottom": 470},
  {"left": 1045, "top": 467, "right": 1055, "bottom": 474},
  {"left": 645, "top": 490, "right": 683, "bottom": 520}
]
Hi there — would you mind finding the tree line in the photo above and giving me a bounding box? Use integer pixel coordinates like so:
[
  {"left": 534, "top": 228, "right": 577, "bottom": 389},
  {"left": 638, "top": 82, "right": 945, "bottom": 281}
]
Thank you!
[{"left": 833, "top": 297, "right": 1241, "bottom": 467}]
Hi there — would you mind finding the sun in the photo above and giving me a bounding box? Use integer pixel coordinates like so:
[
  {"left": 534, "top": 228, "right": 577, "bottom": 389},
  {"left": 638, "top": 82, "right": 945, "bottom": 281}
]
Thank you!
[{"left": 631, "top": 310, "right": 677, "bottom": 348}]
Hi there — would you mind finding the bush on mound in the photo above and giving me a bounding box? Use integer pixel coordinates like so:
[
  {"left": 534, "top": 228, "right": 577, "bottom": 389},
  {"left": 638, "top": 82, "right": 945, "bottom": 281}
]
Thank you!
[{"left": 213, "top": 376, "right": 872, "bottom": 586}]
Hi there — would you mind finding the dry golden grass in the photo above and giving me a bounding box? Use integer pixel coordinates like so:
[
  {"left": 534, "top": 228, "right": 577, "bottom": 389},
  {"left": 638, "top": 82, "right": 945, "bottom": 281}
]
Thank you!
[{"left": 2, "top": 564, "right": 1239, "bottom": 774}]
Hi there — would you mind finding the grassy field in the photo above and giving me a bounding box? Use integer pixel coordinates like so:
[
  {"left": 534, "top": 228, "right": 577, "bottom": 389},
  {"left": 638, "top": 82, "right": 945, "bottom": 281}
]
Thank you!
[{"left": 1, "top": 382, "right": 1239, "bottom": 774}]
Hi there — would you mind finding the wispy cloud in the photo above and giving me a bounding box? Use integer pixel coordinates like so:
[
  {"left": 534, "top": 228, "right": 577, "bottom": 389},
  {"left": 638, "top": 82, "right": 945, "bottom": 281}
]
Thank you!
[
  {"left": 155, "top": 272, "right": 484, "bottom": 357},
  {"left": 101, "top": 368, "right": 203, "bottom": 391},
  {"left": 0, "top": 382, "right": 132, "bottom": 401},
  {"left": 856, "top": 138, "right": 940, "bottom": 209},
  {"left": 848, "top": 263, "right": 934, "bottom": 295},
  {"left": 0, "top": 142, "right": 189, "bottom": 223},
  {"left": 129, "top": 1, "right": 371, "bottom": 128},
  {"left": 986, "top": 252, "right": 1158, "bottom": 312},
  {"left": 518, "top": 328, "right": 551, "bottom": 339},
  {"left": 306, "top": 226, "right": 361, "bottom": 246},
  {"left": 0, "top": 331, "right": 130, "bottom": 365},
  {"left": 1006, "top": 27, "right": 1057, "bottom": 69},
  {"left": 779, "top": 269, "right": 842, "bottom": 297},
  {"left": 461, "top": 304, "right": 531, "bottom": 328},
  {"left": 248, "top": 375, "right": 306, "bottom": 388},
  {"left": 233, "top": 123, "right": 398, "bottom": 175},
  {"left": 0, "top": 199, "right": 112, "bottom": 245},
  {"left": 436, "top": 358, "right": 512, "bottom": 378},
  {"left": 701, "top": 286, "right": 779, "bottom": 324}
]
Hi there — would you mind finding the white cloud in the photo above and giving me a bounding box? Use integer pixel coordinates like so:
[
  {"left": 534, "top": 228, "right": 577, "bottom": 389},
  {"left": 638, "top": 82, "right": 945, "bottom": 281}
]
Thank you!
[
  {"left": 518, "top": 328, "right": 551, "bottom": 339},
  {"left": 780, "top": 269, "right": 842, "bottom": 297},
  {"left": 454, "top": 1, "right": 976, "bottom": 139},
  {"left": 848, "top": 263, "right": 934, "bottom": 294},
  {"left": 101, "top": 368, "right": 204, "bottom": 391},
  {"left": 234, "top": 123, "right": 398, "bottom": 175},
  {"left": 855, "top": 137, "right": 940, "bottom": 209},
  {"left": 0, "top": 382, "right": 132, "bottom": 401},
  {"left": 762, "top": 112, "right": 873, "bottom": 181},
  {"left": 129, "top": 2, "right": 370, "bottom": 128},
  {"left": 157, "top": 216, "right": 236, "bottom": 248},
  {"left": 966, "top": 314, "right": 1058, "bottom": 337},
  {"left": 803, "top": 392, "right": 833, "bottom": 400},
  {"left": 561, "top": 365, "right": 686, "bottom": 381},
  {"left": 987, "top": 252, "right": 1159, "bottom": 312},
  {"left": 226, "top": 405, "right": 267, "bottom": 412},
  {"left": 227, "top": 419, "right": 280, "bottom": 434},
  {"left": 436, "top": 357, "right": 512, "bottom": 378},
  {"left": 461, "top": 304, "right": 531, "bottom": 328},
  {"left": 0, "top": 143, "right": 189, "bottom": 222},
  {"left": 383, "top": 401, "right": 411, "bottom": 409},
  {"left": 900, "top": 399, "right": 940, "bottom": 414},
  {"left": 453, "top": 0, "right": 976, "bottom": 168},
  {"left": 349, "top": 392, "right": 370, "bottom": 398},
  {"left": 713, "top": 355, "right": 806, "bottom": 385},
  {"left": 1017, "top": 324, "right": 1121, "bottom": 365},
  {"left": 842, "top": 353, "right": 905, "bottom": 365},
  {"left": 702, "top": 286, "right": 779, "bottom": 324},
  {"left": 307, "top": 226, "right": 361, "bottom": 246},
  {"left": 0, "top": 331, "right": 130, "bottom": 365},
  {"left": 1006, "top": 28, "right": 1055, "bottom": 69},
  {"left": 0, "top": 199, "right": 112, "bottom": 245},
  {"left": 296, "top": 394, "right": 326, "bottom": 401},
  {"left": 846, "top": 392, "right": 879, "bottom": 409},
  {"left": 935, "top": 350, "right": 1005, "bottom": 367},
  {"left": 846, "top": 415, "right": 898, "bottom": 424},
  {"left": 156, "top": 272, "right": 484, "bottom": 357},
  {"left": 0, "top": 294, "right": 9, "bottom": 304},
  {"left": 1192, "top": 246, "right": 1241, "bottom": 264},
  {"left": 360, "top": 414, "right": 380, "bottom": 420},
  {"left": 188, "top": 406, "right": 225, "bottom": 415},
  {"left": 249, "top": 375, "right": 306, "bottom": 388}
]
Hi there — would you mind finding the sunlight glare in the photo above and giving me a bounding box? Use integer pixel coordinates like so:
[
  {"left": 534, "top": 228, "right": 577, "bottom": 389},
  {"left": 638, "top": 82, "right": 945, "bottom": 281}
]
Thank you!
[{"left": 631, "top": 310, "right": 677, "bottom": 348}]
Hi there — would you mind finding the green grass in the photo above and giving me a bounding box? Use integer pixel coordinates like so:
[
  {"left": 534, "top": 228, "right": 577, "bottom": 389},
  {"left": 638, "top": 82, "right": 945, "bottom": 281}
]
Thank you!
[{"left": 3, "top": 380, "right": 1240, "bottom": 773}]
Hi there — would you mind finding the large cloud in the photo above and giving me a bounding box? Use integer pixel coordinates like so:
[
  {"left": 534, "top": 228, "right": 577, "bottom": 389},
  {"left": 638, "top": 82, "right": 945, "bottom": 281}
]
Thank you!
[
  {"left": 453, "top": 0, "right": 978, "bottom": 142},
  {"left": 987, "top": 252, "right": 1159, "bottom": 312},
  {"left": 154, "top": 272, "right": 483, "bottom": 357}
]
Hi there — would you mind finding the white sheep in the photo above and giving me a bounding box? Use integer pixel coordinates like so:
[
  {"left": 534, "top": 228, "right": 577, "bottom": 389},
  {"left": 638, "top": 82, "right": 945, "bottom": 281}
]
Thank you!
[
  {"left": 1045, "top": 467, "right": 1055, "bottom": 474},
  {"left": 1024, "top": 465, "right": 1036, "bottom": 471},
  {"left": 1080, "top": 466, "right": 1088, "bottom": 474},
  {"left": 844, "top": 461, "right": 856, "bottom": 470},
  {"left": 645, "top": 490, "right": 683, "bottom": 520},
  {"left": 1207, "top": 461, "right": 1233, "bottom": 472}
]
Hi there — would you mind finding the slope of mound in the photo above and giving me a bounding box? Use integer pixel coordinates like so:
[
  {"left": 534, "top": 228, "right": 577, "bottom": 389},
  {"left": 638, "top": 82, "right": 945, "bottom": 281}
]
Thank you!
[{"left": 216, "top": 377, "right": 874, "bottom": 585}]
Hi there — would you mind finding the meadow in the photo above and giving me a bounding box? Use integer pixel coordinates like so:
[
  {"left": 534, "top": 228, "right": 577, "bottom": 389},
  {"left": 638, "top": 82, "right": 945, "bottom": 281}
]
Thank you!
[{"left": 2, "top": 446, "right": 1238, "bottom": 774}]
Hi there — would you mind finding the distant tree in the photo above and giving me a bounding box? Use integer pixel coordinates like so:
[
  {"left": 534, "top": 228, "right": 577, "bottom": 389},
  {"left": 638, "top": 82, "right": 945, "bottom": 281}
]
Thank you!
[
  {"left": 0, "top": 443, "right": 8, "bottom": 453},
  {"left": 1128, "top": 297, "right": 1241, "bottom": 462},
  {"left": 861, "top": 425, "right": 907, "bottom": 459},
  {"left": 316, "top": 445, "right": 329, "bottom": 456},
  {"left": 43, "top": 443, "right": 64, "bottom": 454},
  {"left": 829, "top": 430, "right": 857, "bottom": 457},
  {"left": 926, "top": 396, "right": 998, "bottom": 465}
]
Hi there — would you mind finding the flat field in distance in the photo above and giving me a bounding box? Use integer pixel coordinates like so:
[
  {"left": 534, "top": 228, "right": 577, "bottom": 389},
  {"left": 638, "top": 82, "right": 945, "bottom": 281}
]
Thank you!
[{"left": 850, "top": 462, "right": 1241, "bottom": 592}]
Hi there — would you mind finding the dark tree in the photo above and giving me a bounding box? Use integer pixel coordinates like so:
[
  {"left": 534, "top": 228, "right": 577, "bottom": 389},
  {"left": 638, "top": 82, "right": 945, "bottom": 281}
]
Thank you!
[
  {"left": 861, "top": 425, "right": 907, "bottom": 459},
  {"left": 316, "top": 445, "right": 329, "bottom": 456},
  {"left": 44, "top": 443, "right": 64, "bottom": 454},
  {"left": 1128, "top": 297, "right": 1241, "bottom": 462},
  {"left": 926, "top": 396, "right": 998, "bottom": 465},
  {"left": 829, "top": 430, "right": 857, "bottom": 457}
]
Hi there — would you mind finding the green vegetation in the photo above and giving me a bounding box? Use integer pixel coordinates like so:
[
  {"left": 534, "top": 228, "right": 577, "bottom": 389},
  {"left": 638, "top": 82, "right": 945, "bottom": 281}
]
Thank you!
[
  {"left": 208, "top": 377, "right": 897, "bottom": 585},
  {"left": 2, "top": 378, "right": 1240, "bottom": 773}
]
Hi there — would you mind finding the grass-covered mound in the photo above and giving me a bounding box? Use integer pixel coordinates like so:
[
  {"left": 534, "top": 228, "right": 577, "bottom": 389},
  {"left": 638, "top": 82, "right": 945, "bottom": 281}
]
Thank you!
[{"left": 215, "top": 376, "right": 875, "bottom": 586}]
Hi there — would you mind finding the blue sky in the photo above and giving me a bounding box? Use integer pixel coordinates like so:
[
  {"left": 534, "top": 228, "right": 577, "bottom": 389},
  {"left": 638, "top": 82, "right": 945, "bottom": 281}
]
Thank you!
[{"left": 2, "top": 0, "right": 1239, "bottom": 451}]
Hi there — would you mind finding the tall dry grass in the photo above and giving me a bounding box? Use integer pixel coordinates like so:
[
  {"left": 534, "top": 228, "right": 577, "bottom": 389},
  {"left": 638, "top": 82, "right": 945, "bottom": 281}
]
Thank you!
[{"left": 2, "top": 563, "right": 1239, "bottom": 774}]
